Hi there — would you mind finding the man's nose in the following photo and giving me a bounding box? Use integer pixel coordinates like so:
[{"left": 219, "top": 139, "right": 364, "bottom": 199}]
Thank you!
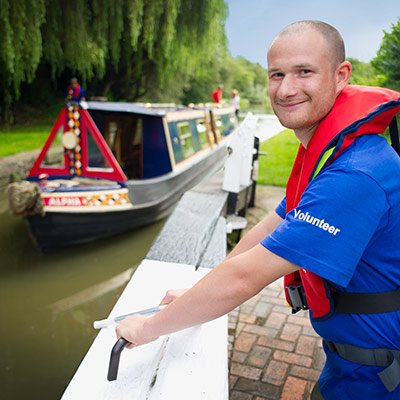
[{"left": 276, "top": 75, "right": 297, "bottom": 98}]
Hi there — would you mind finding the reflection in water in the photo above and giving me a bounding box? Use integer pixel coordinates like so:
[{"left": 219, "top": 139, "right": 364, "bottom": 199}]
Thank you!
[{"left": 0, "top": 191, "right": 165, "bottom": 399}]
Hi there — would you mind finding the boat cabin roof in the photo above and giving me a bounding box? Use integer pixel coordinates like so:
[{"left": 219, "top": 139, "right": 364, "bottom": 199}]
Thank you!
[{"left": 87, "top": 101, "right": 180, "bottom": 117}]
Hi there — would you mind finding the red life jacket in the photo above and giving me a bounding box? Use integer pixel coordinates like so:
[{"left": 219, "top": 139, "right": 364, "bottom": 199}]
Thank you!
[
  {"left": 67, "top": 84, "right": 81, "bottom": 100},
  {"left": 283, "top": 85, "right": 400, "bottom": 321}
]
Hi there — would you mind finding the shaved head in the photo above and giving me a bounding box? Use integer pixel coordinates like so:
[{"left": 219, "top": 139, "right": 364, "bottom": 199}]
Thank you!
[{"left": 270, "top": 20, "right": 345, "bottom": 70}]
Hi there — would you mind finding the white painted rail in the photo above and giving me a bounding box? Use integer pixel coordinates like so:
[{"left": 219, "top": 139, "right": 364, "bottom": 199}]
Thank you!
[
  {"left": 222, "top": 112, "right": 256, "bottom": 194},
  {"left": 61, "top": 259, "right": 228, "bottom": 400}
]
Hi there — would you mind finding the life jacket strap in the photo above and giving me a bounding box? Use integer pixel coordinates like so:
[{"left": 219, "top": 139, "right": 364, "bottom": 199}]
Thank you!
[
  {"left": 331, "top": 288, "right": 400, "bottom": 314},
  {"left": 390, "top": 116, "right": 400, "bottom": 156},
  {"left": 285, "top": 284, "right": 309, "bottom": 312},
  {"left": 287, "top": 282, "right": 400, "bottom": 315},
  {"left": 324, "top": 340, "right": 400, "bottom": 392}
]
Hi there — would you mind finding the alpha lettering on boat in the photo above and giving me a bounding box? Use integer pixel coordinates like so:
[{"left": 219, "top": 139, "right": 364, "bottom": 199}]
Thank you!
[
  {"left": 47, "top": 197, "right": 83, "bottom": 207},
  {"left": 293, "top": 209, "right": 341, "bottom": 236}
]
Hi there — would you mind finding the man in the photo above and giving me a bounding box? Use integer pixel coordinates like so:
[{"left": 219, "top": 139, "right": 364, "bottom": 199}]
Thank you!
[
  {"left": 212, "top": 84, "right": 223, "bottom": 103},
  {"left": 116, "top": 21, "right": 400, "bottom": 399},
  {"left": 231, "top": 89, "right": 240, "bottom": 117},
  {"left": 65, "top": 77, "right": 86, "bottom": 103}
]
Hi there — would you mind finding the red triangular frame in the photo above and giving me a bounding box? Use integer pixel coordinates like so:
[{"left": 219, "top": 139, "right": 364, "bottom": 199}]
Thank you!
[
  {"left": 29, "top": 108, "right": 69, "bottom": 177},
  {"left": 29, "top": 106, "right": 127, "bottom": 181}
]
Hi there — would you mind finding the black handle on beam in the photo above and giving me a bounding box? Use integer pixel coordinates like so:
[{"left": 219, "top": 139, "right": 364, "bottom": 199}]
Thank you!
[{"left": 107, "top": 337, "right": 131, "bottom": 381}]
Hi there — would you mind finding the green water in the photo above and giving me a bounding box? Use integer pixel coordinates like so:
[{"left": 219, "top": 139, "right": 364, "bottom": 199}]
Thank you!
[{"left": 0, "top": 191, "right": 165, "bottom": 399}]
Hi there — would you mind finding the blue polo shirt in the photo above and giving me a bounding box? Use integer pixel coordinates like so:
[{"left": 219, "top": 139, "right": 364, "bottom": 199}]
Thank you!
[
  {"left": 261, "top": 134, "right": 400, "bottom": 399},
  {"left": 65, "top": 86, "right": 86, "bottom": 102}
]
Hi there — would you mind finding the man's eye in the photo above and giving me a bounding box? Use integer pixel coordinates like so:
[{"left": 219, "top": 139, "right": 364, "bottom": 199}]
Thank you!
[
  {"left": 270, "top": 72, "right": 284, "bottom": 79},
  {"left": 300, "top": 69, "right": 312, "bottom": 75}
]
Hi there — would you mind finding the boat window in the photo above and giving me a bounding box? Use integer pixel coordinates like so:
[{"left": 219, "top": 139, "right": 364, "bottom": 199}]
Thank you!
[
  {"left": 132, "top": 118, "right": 143, "bottom": 146},
  {"left": 122, "top": 117, "right": 143, "bottom": 179},
  {"left": 196, "top": 119, "right": 210, "bottom": 149},
  {"left": 108, "top": 121, "right": 118, "bottom": 150},
  {"left": 178, "top": 122, "right": 195, "bottom": 158},
  {"left": 39, "top": 125, "right": 64, "bottom": 168},
  {"left": 87, "top": 128, "right": 112, "bottom": 169},
  {"left": 104, "top": 118, "right": 122, "bottom": 162}
]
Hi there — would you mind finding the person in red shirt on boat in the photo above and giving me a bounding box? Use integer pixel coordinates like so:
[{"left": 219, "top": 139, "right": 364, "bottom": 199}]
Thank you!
[
  {"left": 211, "top": 84, "right": 223, "bottom": 103},
  {"left": 65, "top": 77, "right": 86, "bottom": 103},
  {"left": 116, "top": 21, "right": 400, "bottom": 400}
]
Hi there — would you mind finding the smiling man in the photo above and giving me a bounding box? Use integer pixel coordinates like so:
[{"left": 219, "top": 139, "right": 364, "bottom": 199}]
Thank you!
[{"left": 116, "top": 21, "right": 400, "bottom": 399}]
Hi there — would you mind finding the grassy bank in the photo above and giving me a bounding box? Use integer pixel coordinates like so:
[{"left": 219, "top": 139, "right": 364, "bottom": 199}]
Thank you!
[
  {"left": 257, "top": 129, "right": 298, "bottom": 187},
  {"left": 0, "top": 123, "right": 54, "bottom": 157}
]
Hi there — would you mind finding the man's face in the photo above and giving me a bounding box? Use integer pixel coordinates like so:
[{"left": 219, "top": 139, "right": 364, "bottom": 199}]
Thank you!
[{"left": 267, "top": 30, "right": 339, "bottom": 133}]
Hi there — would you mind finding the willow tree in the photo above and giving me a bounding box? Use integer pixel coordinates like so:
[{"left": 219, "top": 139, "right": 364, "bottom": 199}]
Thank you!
[
  {"left": 0, "top": 0, "right": 228, "bottom": 124},
  {"left": 0, "top": 0, "right": 45, "bottom": 123},
  {"left": 98, "top": 0, "right": 228, "bottom": 101}
]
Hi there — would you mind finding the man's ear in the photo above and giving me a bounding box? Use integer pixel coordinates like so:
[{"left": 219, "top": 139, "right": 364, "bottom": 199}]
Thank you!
[{"left": 335, "top": 61, "right": 352, "bottom": 93}]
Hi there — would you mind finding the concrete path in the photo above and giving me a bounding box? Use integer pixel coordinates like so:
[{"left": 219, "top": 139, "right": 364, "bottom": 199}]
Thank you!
[
  {"left": 249, "top": 114, "right": 285, "bottom": 143},
  {"left": 228, "top": 186, "right": 326, "bottom": 400}
]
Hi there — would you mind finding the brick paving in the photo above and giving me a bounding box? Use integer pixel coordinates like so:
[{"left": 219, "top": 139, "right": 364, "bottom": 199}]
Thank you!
[
  {"left": 227, "top": 186, "right": 326, "bottom": 399},
  {"left": 228, "top": 279, "right": 325, "bottom": 400}
]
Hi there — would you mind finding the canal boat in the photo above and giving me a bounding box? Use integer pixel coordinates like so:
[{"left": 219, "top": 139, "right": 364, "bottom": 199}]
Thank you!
[{"left": 10, "top": 101, "right": 237, "bottom": 252}]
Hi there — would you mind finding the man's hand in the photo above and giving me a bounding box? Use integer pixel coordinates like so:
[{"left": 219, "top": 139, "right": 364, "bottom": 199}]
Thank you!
[
  {"left": 115, "top": 314, "right": 159, "bottom": 349},
  {"left": 159, "top": 289, "right": 188, "bottom": 305},
  {"left": 114, "top": 289, "right": 187, "bottom": 349}
]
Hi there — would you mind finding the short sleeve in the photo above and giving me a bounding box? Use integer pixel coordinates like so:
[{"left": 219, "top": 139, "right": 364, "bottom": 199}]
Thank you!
[
  {"left": 275, "top": 196, "right": 286, "bottom": 219},
  {"left": 261, "top": 167, "right": 388, "bottom": 287}
]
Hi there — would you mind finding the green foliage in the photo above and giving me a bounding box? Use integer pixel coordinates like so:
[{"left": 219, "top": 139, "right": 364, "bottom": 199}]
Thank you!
[
  {"left": 371, "top": 18, "right": 400, "bottom": 91},
  {"left": 0, "top": 0, "right": 45, "bottom": 122},
  {"left": 1, "top": 0, "right": 271, "bottom": 126},
  {"left": 347, "top": 58, "right": 379, "bottom": 87},
  {"left": 257, "top": 130, "right": 299, "bottom": 187},
  {"left": 1, "top": 0, "right": 272, "bottom": 125},
  {"left": 95, "top": 0, "right": 229, "bottom": 101},
  {"left": 179, "top": 54, "right": 271, "bottom": 109},
  {"left": 218, "top": 56, "right": 269, "bottom": 106},
  {"left": 0, "top": 0, "right": 228, "bottom": 123}
]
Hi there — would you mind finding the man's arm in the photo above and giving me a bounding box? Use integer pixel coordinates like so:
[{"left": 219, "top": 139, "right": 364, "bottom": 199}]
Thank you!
[
  {"left": 158, "top": 210, "right": 283, "bottom": 305},
  {"left": 116, "top": 242, "right": 298, "bottom": 346}
]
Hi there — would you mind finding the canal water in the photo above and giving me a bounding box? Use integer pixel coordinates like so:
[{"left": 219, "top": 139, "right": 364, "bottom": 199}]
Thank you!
[{"left": 0, "top": 191, "right": 166, "bottom": 399}]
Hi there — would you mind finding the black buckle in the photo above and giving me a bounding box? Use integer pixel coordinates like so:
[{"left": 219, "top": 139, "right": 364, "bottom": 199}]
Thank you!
[{"left": 286, "top": 284, "right": 309, "bottom": 312}]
